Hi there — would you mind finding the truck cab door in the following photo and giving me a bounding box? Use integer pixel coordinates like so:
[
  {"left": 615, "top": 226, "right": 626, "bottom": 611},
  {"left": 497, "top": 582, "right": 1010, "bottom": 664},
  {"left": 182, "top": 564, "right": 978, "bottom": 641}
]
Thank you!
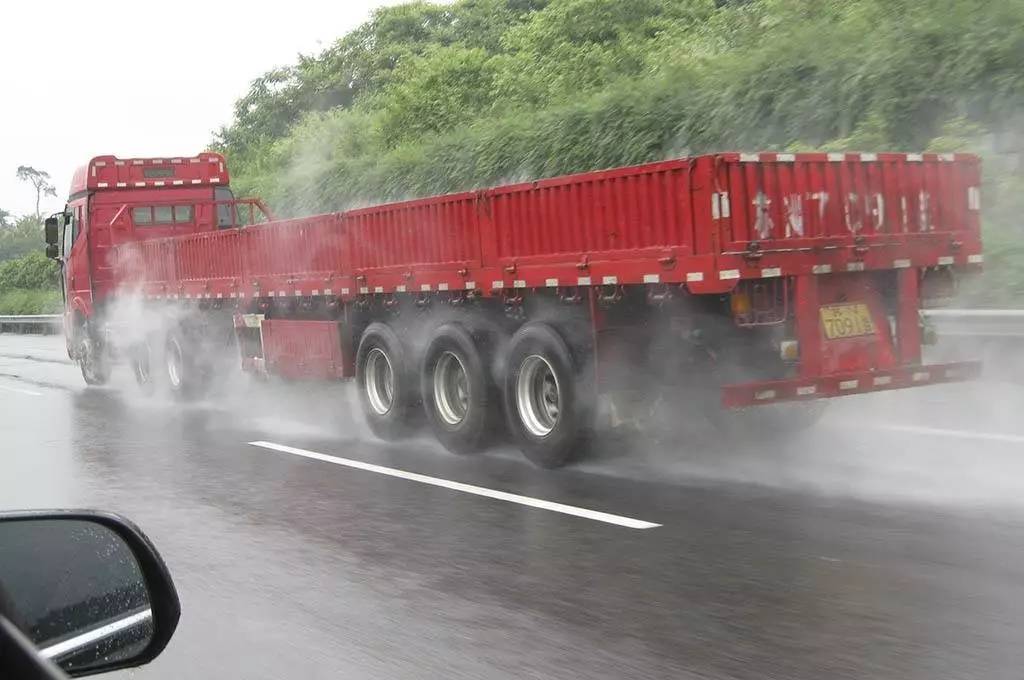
[{"left": 62, "top": 203, "right": 92, "bottom": 323}]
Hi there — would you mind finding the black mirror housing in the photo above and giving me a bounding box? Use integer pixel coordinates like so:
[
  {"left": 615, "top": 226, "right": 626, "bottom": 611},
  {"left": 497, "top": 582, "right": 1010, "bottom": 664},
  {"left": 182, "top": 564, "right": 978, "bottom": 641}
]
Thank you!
[
  {"left": 45, "top": 244, "right": 59, "bottom": 260},
  {"left": 44, "top": 216, "right": 59, "bottom": 246},
  {"left": 0, "top": 510, "right": 180, "bottom": 677}
]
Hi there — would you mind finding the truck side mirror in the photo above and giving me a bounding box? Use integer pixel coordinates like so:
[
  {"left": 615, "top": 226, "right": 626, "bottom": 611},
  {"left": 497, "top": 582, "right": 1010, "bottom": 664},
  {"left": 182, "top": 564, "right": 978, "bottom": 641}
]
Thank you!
[
  {"left": 45, "top": 244, "right": 60, "bottom": 260},
  {"left": 44, "top": 216, "right": 59, "bottom": 246}
]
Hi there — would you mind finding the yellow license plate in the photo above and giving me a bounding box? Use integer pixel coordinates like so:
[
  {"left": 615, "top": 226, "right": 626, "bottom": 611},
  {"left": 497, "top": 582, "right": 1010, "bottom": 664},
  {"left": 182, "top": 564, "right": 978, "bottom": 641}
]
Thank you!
[{"left": 819, "top": 303, "right": 876, "bottom": 339}]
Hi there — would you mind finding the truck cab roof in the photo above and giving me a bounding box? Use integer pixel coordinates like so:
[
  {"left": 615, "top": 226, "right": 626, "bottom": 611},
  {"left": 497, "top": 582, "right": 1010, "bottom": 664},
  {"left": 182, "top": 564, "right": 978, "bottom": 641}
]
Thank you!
[{"left": 68, "top": 153, "right": 229, "bottom": 199}]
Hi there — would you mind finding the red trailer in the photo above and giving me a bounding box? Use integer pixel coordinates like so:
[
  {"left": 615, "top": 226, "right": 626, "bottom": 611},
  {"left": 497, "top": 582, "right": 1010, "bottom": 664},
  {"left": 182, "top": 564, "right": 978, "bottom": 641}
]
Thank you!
[{"left": 46, "top": 151, "right": 982, "bottom": 466}]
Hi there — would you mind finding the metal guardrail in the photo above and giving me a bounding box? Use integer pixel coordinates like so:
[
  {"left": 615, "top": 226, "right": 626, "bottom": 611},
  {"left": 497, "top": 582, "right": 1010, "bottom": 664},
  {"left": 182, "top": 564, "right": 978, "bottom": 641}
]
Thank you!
[
  {"left": 0, "top": 315, "right": 63, "bottom": 334},
  {"left": 0, "top": 310, "right": 1021, "bottom": 338}
]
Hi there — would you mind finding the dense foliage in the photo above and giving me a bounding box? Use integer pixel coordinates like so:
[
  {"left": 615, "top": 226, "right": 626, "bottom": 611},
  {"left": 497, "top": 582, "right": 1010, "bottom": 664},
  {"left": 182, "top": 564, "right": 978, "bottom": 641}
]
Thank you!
[{"left": 0, "top": 216, "right": 60, "bottom": 315}]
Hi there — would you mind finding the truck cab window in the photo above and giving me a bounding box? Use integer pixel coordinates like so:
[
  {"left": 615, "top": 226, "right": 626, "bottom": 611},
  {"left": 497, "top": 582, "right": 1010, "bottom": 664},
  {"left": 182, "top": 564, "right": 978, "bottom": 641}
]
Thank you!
[{"left": 215, "top": 187, "right": 236, "bottom": 228}]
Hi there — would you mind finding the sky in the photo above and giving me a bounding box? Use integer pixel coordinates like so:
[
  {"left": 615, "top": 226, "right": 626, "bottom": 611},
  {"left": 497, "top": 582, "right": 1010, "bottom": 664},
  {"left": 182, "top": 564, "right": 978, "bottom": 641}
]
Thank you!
[{"left": 0, "top": 0, "right": 406, "bottom": 217}]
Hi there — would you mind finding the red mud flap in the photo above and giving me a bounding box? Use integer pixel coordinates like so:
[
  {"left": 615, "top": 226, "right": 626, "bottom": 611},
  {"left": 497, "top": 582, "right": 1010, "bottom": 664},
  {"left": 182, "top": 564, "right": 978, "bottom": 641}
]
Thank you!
[{"left": 721, "top": 361, "right": 982, "bottom": 409}]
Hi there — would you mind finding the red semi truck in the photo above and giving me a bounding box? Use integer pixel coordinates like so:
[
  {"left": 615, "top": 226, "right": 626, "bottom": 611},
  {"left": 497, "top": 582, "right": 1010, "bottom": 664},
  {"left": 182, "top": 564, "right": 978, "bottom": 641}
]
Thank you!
[{"left": 45, "top": 151, "right": 982, "bottom": 467}]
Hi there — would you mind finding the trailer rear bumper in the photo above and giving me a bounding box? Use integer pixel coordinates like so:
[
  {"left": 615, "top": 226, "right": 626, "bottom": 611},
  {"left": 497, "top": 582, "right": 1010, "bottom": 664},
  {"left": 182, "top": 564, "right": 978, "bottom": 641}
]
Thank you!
[{"left": 721, "top": 360, "right": 981, "bottom": 409}]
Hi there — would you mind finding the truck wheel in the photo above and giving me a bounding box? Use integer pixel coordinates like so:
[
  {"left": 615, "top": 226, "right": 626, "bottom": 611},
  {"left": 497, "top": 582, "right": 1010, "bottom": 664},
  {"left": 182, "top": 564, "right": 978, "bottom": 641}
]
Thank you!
[
  {"left": 132, "top": 340, "right": 157, "bottom": 399},
  {"left": 421, "top": 323, "right": 492, "bottom": 454},
  {"left": 78, "top": 330, "right": 110, "bottom": 386},
  {"left": 164, "top": 329, "right": 207, "bottom": 400},
  {"left": 504, "top": 323, "right": 591, "bottom": 468},
  {"left": 356, "top": 323, "right": 414, "bottom": 440}
]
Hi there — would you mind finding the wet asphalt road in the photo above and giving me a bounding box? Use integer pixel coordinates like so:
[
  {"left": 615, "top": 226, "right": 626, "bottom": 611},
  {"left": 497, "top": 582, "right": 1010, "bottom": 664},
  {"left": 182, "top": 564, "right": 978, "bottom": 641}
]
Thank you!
[{"left": 3, "top": 334, "right": 1024, "bottom": 679}]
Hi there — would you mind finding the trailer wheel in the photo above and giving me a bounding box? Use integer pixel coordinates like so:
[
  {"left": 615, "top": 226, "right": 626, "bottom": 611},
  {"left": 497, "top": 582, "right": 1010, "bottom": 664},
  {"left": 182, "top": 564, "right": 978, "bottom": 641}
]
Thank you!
[
  {"left": 356, "top": 323, "right": 414, "bottom": 440},
  {"left": 421, "top": 323, "right": 492, "bottom": 454},
  {"left": 130, "top": 340, "right": 157, "bottom": 396},
  {"left": 504, "top": 323, "right": 591, "bottom": 468},
  {"left": 164, "top": 329, "right": 207, "bottom": 400}
]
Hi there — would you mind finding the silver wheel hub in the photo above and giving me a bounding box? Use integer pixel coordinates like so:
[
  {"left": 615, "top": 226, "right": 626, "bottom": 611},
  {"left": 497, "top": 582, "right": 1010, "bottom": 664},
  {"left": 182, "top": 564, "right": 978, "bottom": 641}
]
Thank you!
[
  {"left": 364, "top": 347, "right": 395, "bottom": 415},
  {"left": 433, "top": 351, "right": 470, "bottom": 426},
  {"left": 516, "top": 355, "right": 561, "bottom": 437},
  {"left": 166, "top": 339, "right": 183, "bottom": 388}
]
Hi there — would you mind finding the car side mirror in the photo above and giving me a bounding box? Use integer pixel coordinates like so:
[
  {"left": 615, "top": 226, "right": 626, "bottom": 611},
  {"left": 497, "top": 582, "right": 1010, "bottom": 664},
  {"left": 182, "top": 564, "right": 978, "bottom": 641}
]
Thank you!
[
  {"left": 44, "top": 216, "right": 60, "bottom": 246},
  {"left": 0, "top": 511, "right": 180, "bottom": 677}
]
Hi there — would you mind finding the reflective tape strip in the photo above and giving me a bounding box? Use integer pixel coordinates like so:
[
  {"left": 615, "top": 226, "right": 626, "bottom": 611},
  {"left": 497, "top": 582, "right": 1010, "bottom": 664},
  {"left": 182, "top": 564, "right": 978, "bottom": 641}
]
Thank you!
[
  {"left": 172, "top": 180, "right": 184, "bottom": 186},
  {"left": 906, "top": 153, "right": 923, "bottom": 162},
  {"left": 115, "top": 160, "right": 126, "bottom": 166},
  {"left": 860, "top": 153, "right": 878, "bottom": 162},
  {"left": 153, "top": 181, "right": 165, "bottom": 187},
  {"left": 421, "top": 284, "right": 432, "bottom": 291},
  {"left": 967, "top": 187, "right": 981, "bottom": 211},
  {"left": 602, "top": 276, "right": 618, "bottom": 285},
  {"left": 97, "top": 182, "right": 109, "bottom": 188},
  {"left": 438, "top": 283, "right": 449, "bottom": 291},
  {"left": 873, "top": 376, "right": 892, "bottom": 386},
  {"left": 686, "top": 272, "right": 704, "bottom": 282},
  {"left": 847, "top": 262, "right": 865, "bottom": 272},
  {"left": 132, "top": 160, "right": 144, "bottom": 165},
  {"left": 546, "top": 278, "right": 559, "bottom": 287},
  {"left": 116, "top": 182, "right": 127, "bottom": 188},
  {"left": 839, "top": 379, "right": 859, "bottom": 390},
  {"left": 754, "top": 390, "right": 777, "bottom": 401},
  {"left": 94, "top": 160, "right": 107, "bottom": 167},
  {"left": 209, "top": 177, "right": 221, "bottom": 183},
  {"left": 643, "top": 274, "right": 660, "bottom": 284},
  {"left": 812, "top": 264, "right": 832, "bottom": 274},
  {"left": 312, "top": 290, "right": 320, "bottom": 296},
  {"left": 968, "top": 254, "right": 983, "bottom": 264},
  {"left": 278, "top": 291, "right": 285, "bottom": 297},
  {"left": 134, "top": 181, "right": 146, "bottom": 187},
  {"left": 373, "top": 286, "right": 383, "bottom": 293},
  {"left": 937, "top": 256, "right": 954, "bottom": 266},
  {"left": 739, "top": 153, "right": 759, "bottom": 162},
  {"left": 939, "top": 153, "right": 955, "bottom": 162},
  {"left": 359, "top": 287, "right": 368, "bottom": 294},
  {"left": 396, "top": 285, "right": 406, "bottom": 293},
  {"left": 912, "top": 371, "right": 930, "bottom": 382},
  {"left": 513, "top": 280, "right": 526, "bottom": 288},
  {"left": 492, "top": 281, "right": 504, "bottom": 289},
  {"left": 776, "top": 153, "right": 795, "bottom": 162},
  {"left": 796, "top": 385, "right": 817, "bottom": 396},
  {"left": 577, "top": 276, "right": 591, "bottom": 286},
  {"left": 191, "top": 179, "right": 202, "bottom": 184},
  {"left": 827, "top": 152, "right": 845, "bottom": 162},
  {"left": 761, "top": 267, "right": 781, "bottom": 278},
  {"left": 465, "top": 281, "right": 476, "bottom": 290},
  {"left": 893, "top": 258, "right": 911, "bottom": 268},
  {"left": 719, "top": 270, "right": 740, "bottom": 280}
]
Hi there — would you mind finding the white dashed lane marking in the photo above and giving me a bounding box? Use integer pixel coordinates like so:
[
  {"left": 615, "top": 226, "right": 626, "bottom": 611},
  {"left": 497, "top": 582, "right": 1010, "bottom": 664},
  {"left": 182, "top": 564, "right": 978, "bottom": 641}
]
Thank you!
[
  {"left": 249, "top": 441, "right": 661, "bottom": 529},
  {"left": 873, "top": 424, "right": 1024, "bottom": 445}
]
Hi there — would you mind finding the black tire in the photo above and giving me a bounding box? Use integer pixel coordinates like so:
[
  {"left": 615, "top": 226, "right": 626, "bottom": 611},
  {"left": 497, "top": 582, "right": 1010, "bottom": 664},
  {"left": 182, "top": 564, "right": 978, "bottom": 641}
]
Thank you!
[
  {"left": 77, "top": 325, "right": 110, "bottom": 386},
  {"left": 164, "top": 328, "right": 207, "bottom": 400},
  {"left": 130, "top": 339, "right": 157, "bottom": 396},
  {"left": 503, "top": 323, "right": 592, "bottom": 468},
  {"left": 356, "top": 322, "right": 415, "bottom": 441},
  {"left": 420, "top": 323, "right": 493, "bottom": 454}
]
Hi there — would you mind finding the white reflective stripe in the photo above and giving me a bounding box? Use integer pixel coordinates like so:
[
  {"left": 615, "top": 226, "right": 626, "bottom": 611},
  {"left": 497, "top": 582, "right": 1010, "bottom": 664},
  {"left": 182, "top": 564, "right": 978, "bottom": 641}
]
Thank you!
[
  {"left": 421, "top": 284, "right": 432, "bottom": 291},
  {"left": 839, "top": 379, "right": 859, "bottom": 390},
  {"left": 312, "top": 289, "right": 320, "bottom": 296},
  {"left": 912, "top": 371, "right": 930, "bottom": 382},
  {"left": 278, "top": 291, "right": 285, "bottom": 297},
  {"left": 191, "top": 179, "right": 202, "bottom": 184},
  {"left": 172, "top": 180, "right": 184, "bottom": 186},
  {"left": 546, "top": 278, "right": 559, "bottom": 287},
  {"left": 268, "top": 291, "right": 275, "bottom": 297},
  {"left": 967, "top": 187, "right": 980, "bottom": 211},
  {"left": 134, "top": 181, "right": 146, "bottom": 187},
  {"left": 209, "top": 177, "right": 221, "bottom": 183},
  {"left": 796, "top": 385, "right": 817, "bottom": 396},
  {"left": 396, "top": 285, "right": 406, "bottom": 293},
  {"left": 754, "top": 390, "right": 777, "bottom": 400},
  {"left": 893, "top": 258, "right": 911, "bottom": 268},
  {"left": 292, "top": 290, "right": 301, "bottom": 296},
  {"left": 41, "top": 610, "right": 152, "bottom": 660},
  {"left": 216, "top": 293, "right": 223, "bottom": 298},
  {"left": 761, "top": 267, "right": 781, "bottom": 278},
  {"left": 97, "top": 182, "right": 109, "bottom": 188},
  {"left": 132, "top": 160, "right": 144, "bottom": 165},
  {"left": 847, "top": 262, "right": 865, "bottom": 272},
  {"left": 643, "top": 274, "right": 660, "bottom": 283},
  {"left": 686, "top": 272, "right": 704, "bottom": 282},
  {"left": 359, "top": 287, "right": 368, "bottom": 294},
  {"left": 739, "top": 153, "right": 759, "bottom": 162},
  {"left": 171, "top": 158, "right": 183, "bottom": 164},
  {"left": 937, "top": 256, "right": 954, "bottom": 266},
  {"left": 827, "top": 152, "right": 845, "bottom": 162},
  {"left": 438, "top": 283, "right": 449, "bottom": 291},
  {"left": 873, "top": 376, "right": 892, "bottom": 386},
  {"left": 776, "top": 153, "right": 795, "bottom": 162},
  {"left": 116, "top": 182, "right": 127, "bottom": 188},
  {"left": 465, "top": 281, "right": 476, "bottom": 290},
  {"left": 968, "top": 254, "right": 983, "bottom": 264},
  {"left": 860, "top": 153, "right": 878, "bottom": 162},
  {"left": 711, "top": 192, "right": 730, "bottom": 219},
  {"left": 602, "top": 276, "right": 618, "bottom": 285},
  {"left": 114, "top": 160, "right": 126, "bottom": 166},
  {"left": 939, "top": 153, "right": 955, "bottom": 162},
  {"left": 906, "top": 153, "right": 923, "bottom": 162},
  {"left": 373, "top": 286, "right": 383, "bottom": 293},
  {"left": 492, "top": 281, "right": 504, "bottom": 289},
  {"left": 93, "top": 160, "right": 107, "bottom": 167},
  {"left": 812, "top": 264, "right": 832, "bottom": 274},
  {"left": 153, "top": 181, "right": 165, "bottom": 187},
  {"left": 513, "top": 280, "right": 526, "bottom": 288},
  {"left": 230, "top": 292, "right": 238, "bottom": 298},
  {"left": 577, "top": 276, "right": 591, "bottom": 286},
  {"left": 719, "top": 269, "right": 740, "bottom": 280}
]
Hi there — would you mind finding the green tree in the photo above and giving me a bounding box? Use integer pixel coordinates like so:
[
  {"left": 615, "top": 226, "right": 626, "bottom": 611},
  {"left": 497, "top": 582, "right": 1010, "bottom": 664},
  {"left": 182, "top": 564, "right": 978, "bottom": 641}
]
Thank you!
[{"left": 15, "top": 166, "right": 57, "bottom": 220}]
